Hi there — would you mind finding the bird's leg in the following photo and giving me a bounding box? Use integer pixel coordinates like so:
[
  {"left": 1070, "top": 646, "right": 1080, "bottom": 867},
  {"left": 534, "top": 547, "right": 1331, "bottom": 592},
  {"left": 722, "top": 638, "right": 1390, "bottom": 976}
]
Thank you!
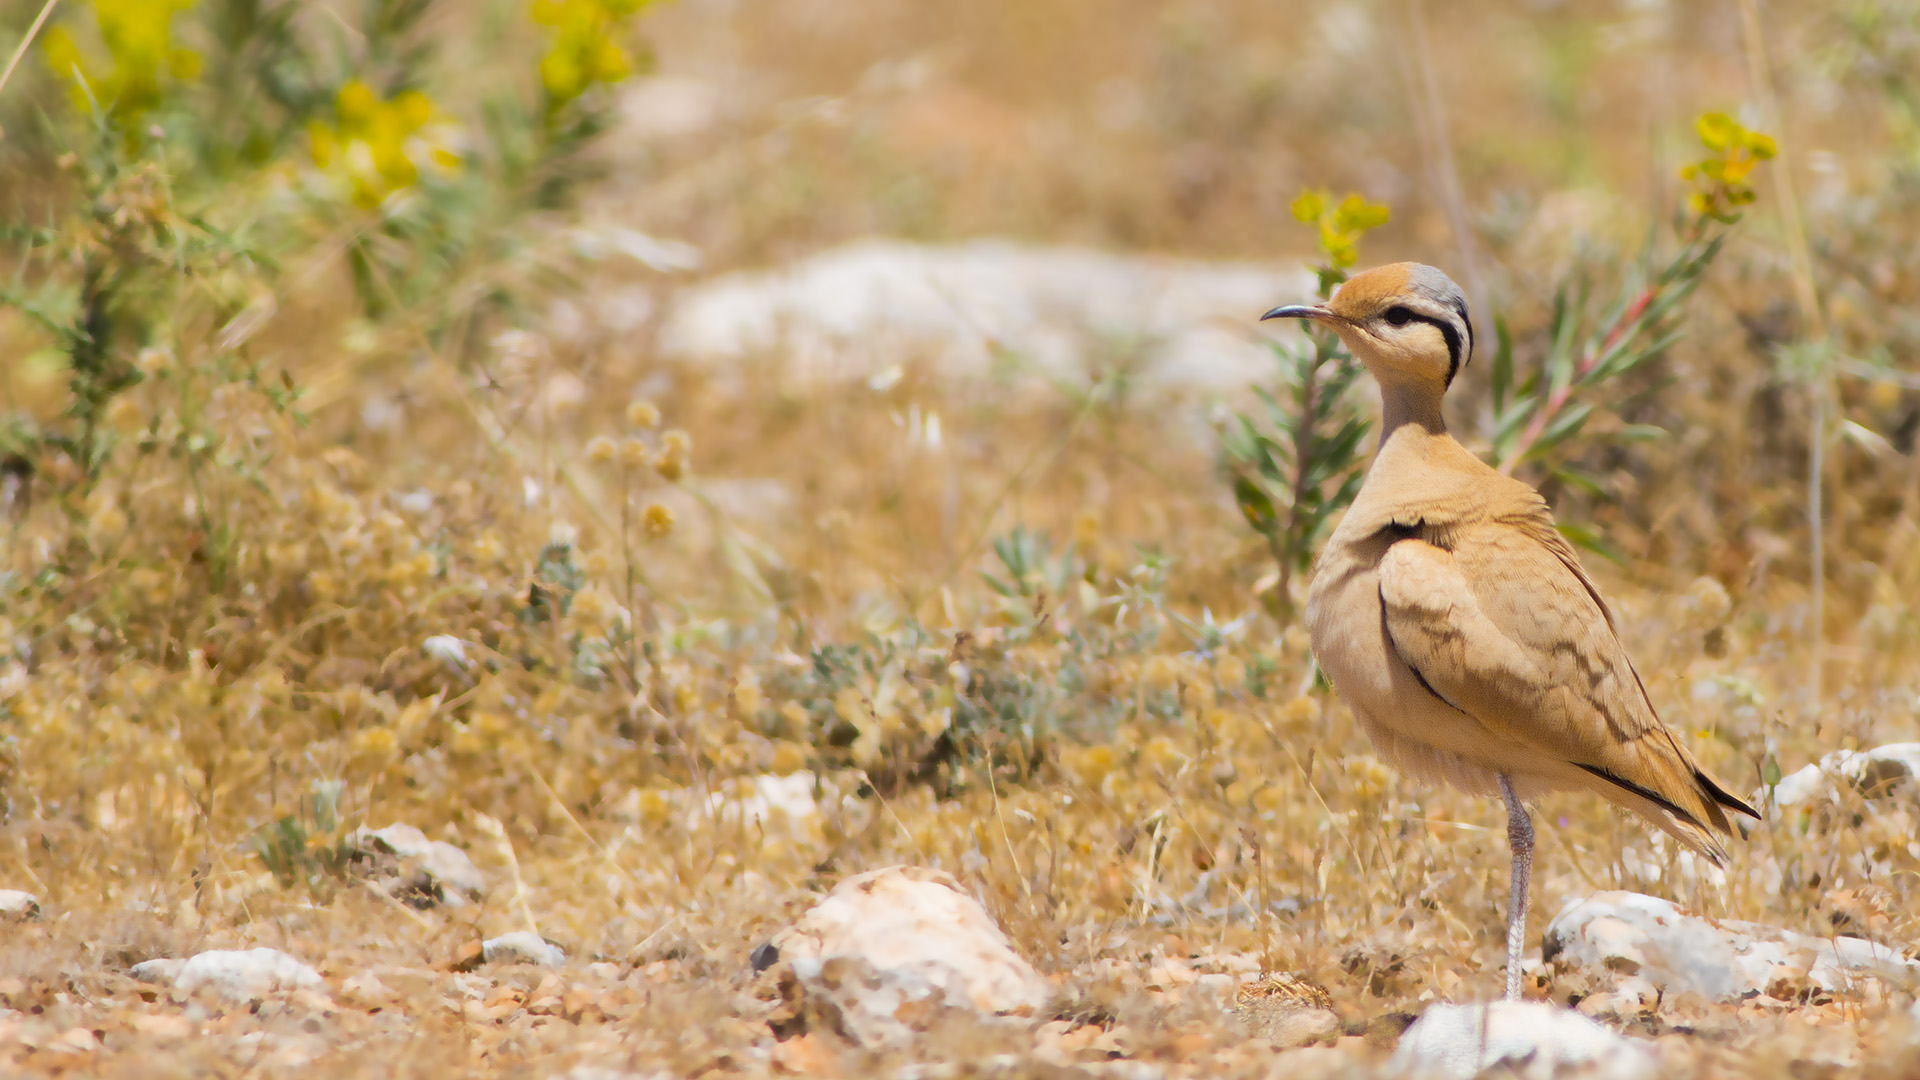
[{"left": 1497, "top": 774, "right": 1533, "bottom": 1002}]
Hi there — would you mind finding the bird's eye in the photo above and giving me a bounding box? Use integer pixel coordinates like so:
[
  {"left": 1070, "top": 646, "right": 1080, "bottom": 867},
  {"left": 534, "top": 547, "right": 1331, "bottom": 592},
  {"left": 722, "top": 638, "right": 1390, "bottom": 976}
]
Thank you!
[{"left": 1384, "top": 306, "right": 1413, "bottom": 327}]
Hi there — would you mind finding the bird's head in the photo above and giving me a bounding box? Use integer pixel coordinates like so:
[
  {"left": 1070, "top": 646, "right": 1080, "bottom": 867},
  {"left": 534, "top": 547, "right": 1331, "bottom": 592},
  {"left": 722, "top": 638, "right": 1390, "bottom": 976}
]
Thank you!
[{"left": 1262, "top": 262, "right": 1474, "bottom": 395}]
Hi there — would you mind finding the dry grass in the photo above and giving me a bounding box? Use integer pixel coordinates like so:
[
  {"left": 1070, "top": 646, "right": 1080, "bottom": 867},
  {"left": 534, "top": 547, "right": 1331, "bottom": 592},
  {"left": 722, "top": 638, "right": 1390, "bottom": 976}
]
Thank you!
[{"left": 4, "top": 0, "right": 1920, "bottom": 1076}]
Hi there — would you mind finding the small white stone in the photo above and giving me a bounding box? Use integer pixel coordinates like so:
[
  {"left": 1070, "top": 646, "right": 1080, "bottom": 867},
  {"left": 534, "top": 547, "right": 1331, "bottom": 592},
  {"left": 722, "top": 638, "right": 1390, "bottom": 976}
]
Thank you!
[
  {"left": 422, "top": 635, "right": 470, "bottom": 670},
  {"left": 1392, "top": 1001, "right": 1655, "bottom": 1079},
  {"left": 0, "top": 890, "right": 40, "bottom": 921},
  {"left": 133, "top": 948, "right": 325, "bottom": 1003},
  {"left": 349, "top": 824, "right": 485, "bottom": 907},
  {"left": 483, "top": 931, "right": 566, "bottom": 968}
]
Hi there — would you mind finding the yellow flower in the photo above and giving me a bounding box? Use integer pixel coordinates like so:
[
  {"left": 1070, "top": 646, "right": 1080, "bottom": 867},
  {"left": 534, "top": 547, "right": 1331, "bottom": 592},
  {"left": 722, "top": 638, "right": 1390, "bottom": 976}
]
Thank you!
[
  {"left": 308, "top": 80, "right": 461, "bottom": 210},
  {"left": 42, "top": 0, "right": 199, "bottom": 137},
  {"left": 1292, "top": 188, "right": 1390, "bottom": 272},
  {"left": 586, "top": 435, "right": 616, "bottom": 463},
  {"left": 532, "top": 0, "right": 656, "bottom": 112},
  {"left": 1681, "top": 112, "right": 1775, "bottom": 224}
]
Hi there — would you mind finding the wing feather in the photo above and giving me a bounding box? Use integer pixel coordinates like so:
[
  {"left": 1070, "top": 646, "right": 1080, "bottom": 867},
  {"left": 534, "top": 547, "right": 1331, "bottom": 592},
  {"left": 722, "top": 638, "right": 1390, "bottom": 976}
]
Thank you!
[{"left": 1376, "top": 519, "right": 1755, "bottom": 861}]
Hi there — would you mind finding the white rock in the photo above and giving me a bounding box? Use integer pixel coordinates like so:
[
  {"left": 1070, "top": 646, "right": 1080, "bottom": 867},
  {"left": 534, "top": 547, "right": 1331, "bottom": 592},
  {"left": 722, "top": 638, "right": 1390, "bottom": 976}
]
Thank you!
[
  {"left": 483, "top": 931, "right": 566, "bottom": 967},
  {"left": 765, "top": 865, "right": 1051, "bottom": 1045},
  {"left": 131, "top": 948, "right": 326, "bottom": 1002},
  {"left": 1391, "top": 1001, "right": 1656, "bottom": 1079},
  {"left": 1545, "top": 890, "right": 1920, "bottom": 1000},
  {"left": 659, "top": 240, "right": 1312, "bottom": 392},
  {"left": 0, "top": 889, "right": 40, "bottom": 920},
  {"left": 348, "top": 824, "right": 486, "bottom": 907},
  {"left": 422, "top": 635, "right": 471, "bottom": 670},
  {"left": 1761, "top": 743, "right": 1920, "bottom": 810},
  {"left": 696, "top": 772, "right": 820, "bottom": 831}
]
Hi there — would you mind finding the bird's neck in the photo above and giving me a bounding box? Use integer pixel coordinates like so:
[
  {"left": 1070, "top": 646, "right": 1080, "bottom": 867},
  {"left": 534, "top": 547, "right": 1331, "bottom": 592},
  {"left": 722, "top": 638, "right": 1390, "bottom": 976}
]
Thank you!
[{"left": 1376, "top": 378, "right": 1448, "bottom": 445}]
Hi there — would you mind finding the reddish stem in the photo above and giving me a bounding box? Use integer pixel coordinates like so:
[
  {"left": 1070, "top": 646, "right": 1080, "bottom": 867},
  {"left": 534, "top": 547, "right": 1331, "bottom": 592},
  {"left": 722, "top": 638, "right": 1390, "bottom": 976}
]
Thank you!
[{"left": 1499, "top": 281, "right": 1660, "bottom": 475}]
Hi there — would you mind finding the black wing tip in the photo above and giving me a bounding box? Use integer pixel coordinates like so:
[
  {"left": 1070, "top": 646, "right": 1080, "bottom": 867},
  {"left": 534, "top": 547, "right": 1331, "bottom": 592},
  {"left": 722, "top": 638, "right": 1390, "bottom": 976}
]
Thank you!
[
  {"left": 1699, "top": 770, "right": 1763, "bottom": 821},
  {"left": 1573, "top": 761, "right": 1711, "bottom": 834}
]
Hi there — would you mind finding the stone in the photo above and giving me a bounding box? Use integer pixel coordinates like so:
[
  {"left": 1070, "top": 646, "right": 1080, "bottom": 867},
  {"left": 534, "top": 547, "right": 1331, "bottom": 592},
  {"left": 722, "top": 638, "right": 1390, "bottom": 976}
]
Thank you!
[
  {"left": 1762, "top": 743, "right": 1920, "bottom": 811},
  {"left": 1391, "top": 1001, "right": 1656, "bottom": 1079},
  {"left": 762, "top": 865, "right": 1050, "bottom": 1045},
  {"left": 1545, "top": 891, "right": 1920, "bottom": 1001},
  {"left": 658, "top": 240, "right": 1312, "bottom": 393},
  {"left": 131, "top": 948, "right": 327, "bottom": 1003},
  {"left": 346, "top": 823, "right": 486, "bottom": 908},
  {"left": 482, "top": 930, "right": 567, "bottom": 968},
  {"left": 0, "top": 890, "right": 39, "bottom": 921},
  {"left": 1233, "top": 973, "right": 1341, "bottom": 1048}
]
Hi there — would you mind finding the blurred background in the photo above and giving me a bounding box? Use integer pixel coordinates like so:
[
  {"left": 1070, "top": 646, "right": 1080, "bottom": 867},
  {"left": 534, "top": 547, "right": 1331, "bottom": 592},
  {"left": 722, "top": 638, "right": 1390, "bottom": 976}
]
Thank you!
[{"left": 2, "top": 0, "right": 1920, "bottom": 1069}]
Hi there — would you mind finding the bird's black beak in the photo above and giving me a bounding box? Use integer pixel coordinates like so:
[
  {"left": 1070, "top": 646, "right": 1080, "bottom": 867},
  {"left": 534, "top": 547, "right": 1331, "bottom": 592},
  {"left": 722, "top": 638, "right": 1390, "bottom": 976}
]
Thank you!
[{"left": 1261, "top": 304, "right": 1333, "bottom": 322}]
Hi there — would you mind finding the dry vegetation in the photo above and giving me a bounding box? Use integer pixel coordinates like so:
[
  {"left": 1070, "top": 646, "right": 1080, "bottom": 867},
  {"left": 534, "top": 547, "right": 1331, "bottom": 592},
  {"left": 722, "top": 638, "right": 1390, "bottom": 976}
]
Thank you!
[{"left": 3, "top": 0, "right": 1920, "bottom": 1076}]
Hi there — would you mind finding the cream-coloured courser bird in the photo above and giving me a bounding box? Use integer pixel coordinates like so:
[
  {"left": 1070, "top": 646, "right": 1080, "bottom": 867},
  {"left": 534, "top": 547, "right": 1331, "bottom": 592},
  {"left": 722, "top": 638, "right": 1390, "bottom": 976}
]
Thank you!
[{"left": 1262, "top": 262, "right": 1758, "bottom": 1002}]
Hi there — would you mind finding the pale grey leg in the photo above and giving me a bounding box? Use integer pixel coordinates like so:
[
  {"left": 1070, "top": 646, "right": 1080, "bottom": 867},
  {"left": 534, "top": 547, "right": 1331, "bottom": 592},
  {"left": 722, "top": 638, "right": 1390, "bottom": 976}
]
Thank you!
[{"left": 1497, "top": 774, "right": 1533, "bottom": 1002}]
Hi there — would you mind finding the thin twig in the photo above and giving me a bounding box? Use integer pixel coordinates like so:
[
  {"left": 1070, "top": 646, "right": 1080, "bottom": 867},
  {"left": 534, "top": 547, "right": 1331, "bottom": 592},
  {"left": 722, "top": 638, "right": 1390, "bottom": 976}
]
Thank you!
[
  {"left": 1736, "top": 0, "right": 1829, "bottom": 720},
  {"left": 530, "top": 768, "right": 656, "bottom": 906},
  {"left": 0, "top": 0, "right": 59, "bottom": 101}
]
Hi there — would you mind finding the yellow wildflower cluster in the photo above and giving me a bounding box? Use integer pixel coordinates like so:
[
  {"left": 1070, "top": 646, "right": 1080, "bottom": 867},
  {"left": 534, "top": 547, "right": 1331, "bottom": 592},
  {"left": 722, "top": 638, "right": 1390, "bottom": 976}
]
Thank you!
[
  {"left": 1681, "top": 112, "right": 1777, "bottom": 224},
  {"left": 1291, "top": 189, "right": 1390, "bottom": 272},
  {"left": 308, "top": 81, "right": 461, "bottom": 210},
  {"left": 532, "top": 0, "right": 655, "bottom": 112},
  {"left": 41, "top": 0, "right": 200, "bottom": 134}
]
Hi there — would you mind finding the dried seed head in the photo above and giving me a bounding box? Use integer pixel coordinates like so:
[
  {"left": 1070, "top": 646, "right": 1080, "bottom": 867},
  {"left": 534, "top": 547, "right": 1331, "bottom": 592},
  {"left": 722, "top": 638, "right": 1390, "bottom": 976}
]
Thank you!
[
  {"left": 626, "top": 400, "right": 661, "bottom": 429},
  {"left": 619, "top": 438, "right": 649, "bottom": 468},
  {"left": 654, "top": 430, "right": 691, "bottom": 481},
  {"left": 642, "top": 503, "right": 674, "bottom": 538},
  {"left": 586, "top": 436, "right": 616, "bottom": 464}
]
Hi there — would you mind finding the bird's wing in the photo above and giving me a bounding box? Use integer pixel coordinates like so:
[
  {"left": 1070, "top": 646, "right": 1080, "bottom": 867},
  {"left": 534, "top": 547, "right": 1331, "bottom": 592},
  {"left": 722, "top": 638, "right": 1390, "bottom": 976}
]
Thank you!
[{"left": 1375, "top": 516, "right": 1752, "bottom": 859}]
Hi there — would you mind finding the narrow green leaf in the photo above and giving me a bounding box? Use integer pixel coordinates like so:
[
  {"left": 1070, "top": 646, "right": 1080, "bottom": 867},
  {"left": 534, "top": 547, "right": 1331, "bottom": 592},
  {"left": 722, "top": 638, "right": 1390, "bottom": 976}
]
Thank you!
[{"left": 1555, "top": 520, "right": 1625, "bottom": 564}]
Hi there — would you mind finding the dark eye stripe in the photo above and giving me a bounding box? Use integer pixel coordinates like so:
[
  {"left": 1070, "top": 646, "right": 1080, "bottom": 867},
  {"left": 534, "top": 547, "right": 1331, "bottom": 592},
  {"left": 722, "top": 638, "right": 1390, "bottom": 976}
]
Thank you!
[{"left": 1394, "top": 311, "right": 1463, "bottom": 385}]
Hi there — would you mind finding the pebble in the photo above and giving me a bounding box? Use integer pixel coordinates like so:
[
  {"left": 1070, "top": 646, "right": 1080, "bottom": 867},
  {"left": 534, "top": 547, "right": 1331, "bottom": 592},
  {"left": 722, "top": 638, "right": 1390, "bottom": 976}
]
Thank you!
[
  {"left": 1391, "top": 1001, "right": 1656, "bottom": 1079},
  {"left": 482, "top": 931, "right": 567, "bottom": 968},
  {"left": 131, "top": 948, "right": 327, "bottom": 1003},
  {"left": 1232, "top": 973, "right": 1341, "bottom": 1048},
  {"left": 347, "top": 823, "right": 486, "bottom": 907},
  {"left": 0, "top": 890, "right": 39, "bottom": 921}
]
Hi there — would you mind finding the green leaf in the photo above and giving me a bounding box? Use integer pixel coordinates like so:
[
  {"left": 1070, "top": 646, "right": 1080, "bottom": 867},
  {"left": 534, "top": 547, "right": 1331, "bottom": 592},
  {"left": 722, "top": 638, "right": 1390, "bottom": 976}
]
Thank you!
[
  {"left": 1555, "top": 520, "right": 1625, "bottom": 564},
  {"left": 1234, "top": 475, "right": 1280, "bottom": 535},
  {"left": 1551, "top": 463, "right": 1608, "bottom": 497}
]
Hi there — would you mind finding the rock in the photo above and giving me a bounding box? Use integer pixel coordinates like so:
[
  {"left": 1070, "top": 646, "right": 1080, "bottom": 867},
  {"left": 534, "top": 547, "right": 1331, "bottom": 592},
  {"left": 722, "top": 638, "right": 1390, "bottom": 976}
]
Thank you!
[
  {"left": 763, "top": 865, "right": 1050, "bottom": 1045},
  {"left": 45, "top": 1026, "right": 99, "bottom": 1055},
  {"left": 1762, "top": 743, "right": 1920, "bottom": 811},
  {"left": 131, "top": 948, "right": 327, "bottom": 1003},
  {"left": 1391, "top": 1001, "right": 1656, "bottom": 1079},
  {"left": 1544, "top": 891, "right": 1920, "bottom": 1001},
  {"left": 482, "top": 930, "right": 567, "bottom": 967},
  {"left": 1233, "top": 973, "right": 1341, "bottom": 1048},
  {"left": 659, "top": 240, "right": 1311, "bottom": 393},
  {"left": 346, "top": 823, "right": 485, "bottom": 908},
  {"left": 0, "top": 890, "right": 39, "bottom": 921}
]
